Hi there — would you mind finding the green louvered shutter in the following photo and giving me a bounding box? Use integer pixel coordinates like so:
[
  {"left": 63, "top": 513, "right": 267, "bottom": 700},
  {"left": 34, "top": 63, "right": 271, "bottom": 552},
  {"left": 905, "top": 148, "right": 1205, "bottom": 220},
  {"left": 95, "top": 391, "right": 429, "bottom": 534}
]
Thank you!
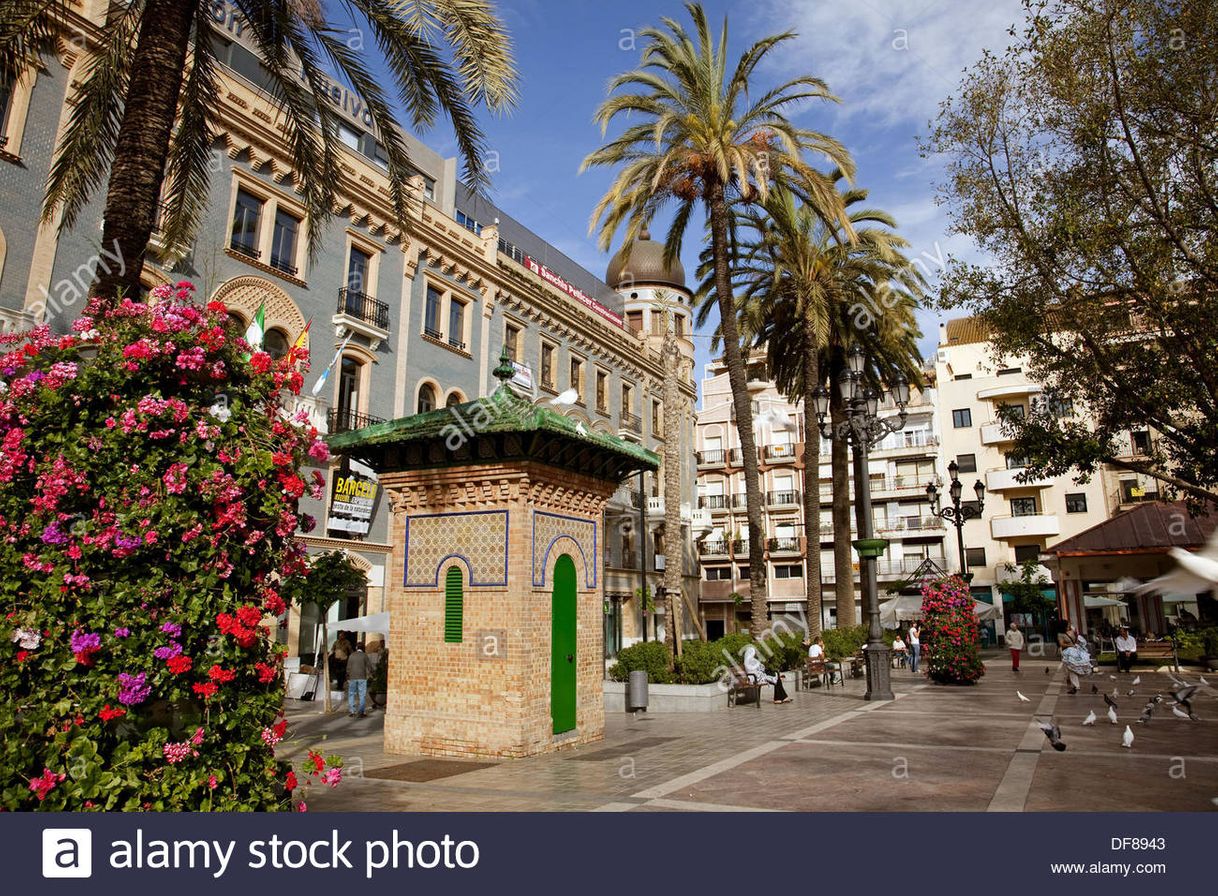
[{"left": 444, "top": 566, "right": 463, "bottom": 643}]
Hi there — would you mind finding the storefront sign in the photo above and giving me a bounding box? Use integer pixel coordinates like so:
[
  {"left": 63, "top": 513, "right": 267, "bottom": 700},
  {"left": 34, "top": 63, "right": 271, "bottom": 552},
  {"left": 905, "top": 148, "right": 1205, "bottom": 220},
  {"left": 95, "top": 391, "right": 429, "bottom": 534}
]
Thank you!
[
  {"left": 523, "top": 256, "right": 624, "bottom": 328},
  {"left": 327, "top": 460, "right": 379, "bottom": 536}
]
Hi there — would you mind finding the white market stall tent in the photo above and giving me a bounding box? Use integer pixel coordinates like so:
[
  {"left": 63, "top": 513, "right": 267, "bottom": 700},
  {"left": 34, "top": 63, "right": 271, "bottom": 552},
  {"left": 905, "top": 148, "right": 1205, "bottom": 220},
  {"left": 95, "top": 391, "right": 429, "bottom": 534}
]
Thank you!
[{"left": 879, "top": 594, "right": 1002, "bottom": 629}]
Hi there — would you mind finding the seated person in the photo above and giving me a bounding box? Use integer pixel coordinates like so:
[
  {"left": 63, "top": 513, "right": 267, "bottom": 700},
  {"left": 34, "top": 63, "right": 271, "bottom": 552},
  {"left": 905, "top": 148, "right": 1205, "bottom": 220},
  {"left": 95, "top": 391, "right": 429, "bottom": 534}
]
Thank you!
[
  {"left": 1114, "top": 626, "right": 1138, "bottom": 673},
  {"left": 807, "top": 636, "right": 825, "bottom": 660},
  {"left": 892, "top": 635, "right": 908, "bottom": 654}
]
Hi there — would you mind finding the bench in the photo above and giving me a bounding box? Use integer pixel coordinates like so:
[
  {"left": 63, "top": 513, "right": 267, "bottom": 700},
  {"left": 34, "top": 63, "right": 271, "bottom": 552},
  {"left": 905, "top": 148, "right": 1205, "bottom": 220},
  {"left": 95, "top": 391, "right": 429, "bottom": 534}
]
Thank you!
[
  {"left": 1135, "top": 641, "right": 1177, "bottom": 667},
  {"left": 804, "top": 658, "right": 843, "bottom": 689},
  {"left": 726, "top": 670, "right": 763, "bottom": 707}
]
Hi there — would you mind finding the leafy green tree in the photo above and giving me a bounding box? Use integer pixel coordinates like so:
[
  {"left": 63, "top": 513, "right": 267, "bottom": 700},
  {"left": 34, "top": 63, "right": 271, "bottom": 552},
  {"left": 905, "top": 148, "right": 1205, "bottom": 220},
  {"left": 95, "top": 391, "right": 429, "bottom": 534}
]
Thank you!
[
  {"left": 284, "top": 550, "right": 367, "bottom": 714},
  {"left": 2, "top": 0, "right": 517, "bottom": 300},
  {"left": 583, "top": 2, "right": 853, "bottom": 636},
  {"left": 924, "top": 0, "right": 1218, "bottom": 504}
]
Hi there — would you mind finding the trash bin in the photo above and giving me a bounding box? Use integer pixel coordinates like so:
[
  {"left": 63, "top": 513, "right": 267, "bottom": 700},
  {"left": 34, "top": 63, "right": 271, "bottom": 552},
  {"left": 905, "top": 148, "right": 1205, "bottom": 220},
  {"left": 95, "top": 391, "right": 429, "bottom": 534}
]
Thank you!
[{"left": 627, "top": 670, "right": 648, "bottom": 712}]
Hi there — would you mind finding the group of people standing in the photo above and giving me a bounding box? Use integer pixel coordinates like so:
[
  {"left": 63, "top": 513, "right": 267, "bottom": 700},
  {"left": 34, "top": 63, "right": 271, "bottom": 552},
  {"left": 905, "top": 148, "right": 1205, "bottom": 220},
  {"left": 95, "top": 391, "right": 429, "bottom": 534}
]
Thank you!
[{"left": 1006, "top": 621, "right": 1113, "bottom": 693}]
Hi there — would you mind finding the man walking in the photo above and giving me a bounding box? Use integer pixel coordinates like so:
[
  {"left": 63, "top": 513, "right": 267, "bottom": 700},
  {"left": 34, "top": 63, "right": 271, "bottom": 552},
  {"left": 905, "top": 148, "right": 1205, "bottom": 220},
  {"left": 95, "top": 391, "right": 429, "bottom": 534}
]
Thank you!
[
  {"left": 346, "top": 641, "right": 370, "bottom": 718},
  {"left": 1005, "top": 621, "right": 1024, "bottom": 672}
]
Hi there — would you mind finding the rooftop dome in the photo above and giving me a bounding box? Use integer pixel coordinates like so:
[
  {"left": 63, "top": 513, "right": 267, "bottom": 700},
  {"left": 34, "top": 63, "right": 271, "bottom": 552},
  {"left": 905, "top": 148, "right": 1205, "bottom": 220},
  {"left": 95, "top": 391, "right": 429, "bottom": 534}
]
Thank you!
[{"left": 605, "top": 227, "right": 687, "bottom": 291}]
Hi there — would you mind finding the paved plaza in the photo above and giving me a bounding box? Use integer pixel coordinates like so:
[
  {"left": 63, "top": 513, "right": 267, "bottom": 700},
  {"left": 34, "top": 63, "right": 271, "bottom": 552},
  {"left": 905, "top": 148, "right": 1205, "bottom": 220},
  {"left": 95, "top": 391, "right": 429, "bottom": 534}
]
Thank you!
[{"left": 282, "top": 656, "right": 1218, "bottom": 812}]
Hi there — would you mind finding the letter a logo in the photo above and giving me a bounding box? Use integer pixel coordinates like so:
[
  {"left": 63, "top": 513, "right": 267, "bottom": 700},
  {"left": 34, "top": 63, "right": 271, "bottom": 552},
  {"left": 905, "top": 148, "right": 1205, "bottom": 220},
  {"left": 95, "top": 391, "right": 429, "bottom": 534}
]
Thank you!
[{"left": 42, "top": 828, "right": 92, "bottom": 878}]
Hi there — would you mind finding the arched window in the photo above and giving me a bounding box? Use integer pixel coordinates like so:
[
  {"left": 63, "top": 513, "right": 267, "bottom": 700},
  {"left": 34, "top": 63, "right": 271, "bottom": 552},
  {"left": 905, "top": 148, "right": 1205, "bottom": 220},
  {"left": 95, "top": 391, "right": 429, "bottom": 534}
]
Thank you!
[
  {"left": 444, "top": 566, "right": 463, "bottom": 643},
  {"left": 417, "top": 383, "right": 436, "bottom": 413},
  {"left": 264, "top": 328, "right": 290, "bottom": 360},
  {"left": 445, "top": 391, "right": 464, "bottom": 408}
]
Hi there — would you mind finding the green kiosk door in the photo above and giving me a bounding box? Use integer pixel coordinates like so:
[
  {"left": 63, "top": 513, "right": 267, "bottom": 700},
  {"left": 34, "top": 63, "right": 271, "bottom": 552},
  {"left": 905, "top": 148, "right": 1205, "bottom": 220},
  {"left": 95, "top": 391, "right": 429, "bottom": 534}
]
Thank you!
[{"left": 550, "top": 554, "right": 577, "bottom": 734}]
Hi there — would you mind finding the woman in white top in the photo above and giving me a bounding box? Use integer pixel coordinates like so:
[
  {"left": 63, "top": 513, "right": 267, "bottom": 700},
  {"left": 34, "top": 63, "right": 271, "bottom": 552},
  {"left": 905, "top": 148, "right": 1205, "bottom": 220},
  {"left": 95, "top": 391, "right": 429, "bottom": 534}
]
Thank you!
[
  {"left": 908, "top": 623, "right": 921, "bottom": 674},
  {"left": 807, "top": 637, "right": 825, "bottom": 660},
  {"left": 743, "top": 645, "right": 790, "bottom": 704}
]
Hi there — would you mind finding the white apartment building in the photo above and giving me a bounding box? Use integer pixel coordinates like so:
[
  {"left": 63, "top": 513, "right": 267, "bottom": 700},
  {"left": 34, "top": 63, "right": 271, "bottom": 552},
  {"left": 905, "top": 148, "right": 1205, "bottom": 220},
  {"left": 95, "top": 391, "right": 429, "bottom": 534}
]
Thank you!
[
  {"left": 694, "top": 354, "right": 948, "bottom": 637},
  {"left": 932, "top": 317, "right": 1147, "bottom": 629}
]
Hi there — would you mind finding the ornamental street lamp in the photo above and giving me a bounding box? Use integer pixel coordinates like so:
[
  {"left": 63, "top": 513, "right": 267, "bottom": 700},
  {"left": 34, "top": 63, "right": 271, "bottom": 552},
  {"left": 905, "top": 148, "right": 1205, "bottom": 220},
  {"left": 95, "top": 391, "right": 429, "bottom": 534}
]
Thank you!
[
  {"left": 811, "top": 344, "right": 910, "bottom": 702},
  {"left": 926, "top": 461, "right": 986, "bottom": 582}
]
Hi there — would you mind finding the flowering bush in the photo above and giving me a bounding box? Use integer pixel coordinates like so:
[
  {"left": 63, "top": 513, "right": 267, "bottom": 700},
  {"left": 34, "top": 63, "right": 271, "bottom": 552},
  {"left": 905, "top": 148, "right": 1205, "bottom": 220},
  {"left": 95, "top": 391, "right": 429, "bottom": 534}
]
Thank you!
[
  {"left": 919, "top": 575, "right": 986, "bottom": 685},
  {"left": 0, "top": 283, "right": 330, "bottom": 810}
]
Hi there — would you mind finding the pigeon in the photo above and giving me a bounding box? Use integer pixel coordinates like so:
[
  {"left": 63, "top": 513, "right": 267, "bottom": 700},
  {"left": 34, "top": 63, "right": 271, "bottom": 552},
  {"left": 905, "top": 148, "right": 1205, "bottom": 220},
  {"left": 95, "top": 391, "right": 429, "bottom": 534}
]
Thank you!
[
  {"left": 1131, "top": 675, "right": 1141, "bottom": 686},
  {"left": 1108, "top": 705, "right": 1118, "bottom": 725},
  {"left": 1091, "top": 684, "right": 1099, "bottom": 694},
  {"left": 1017, "top": 691, "right": 1030, "bottom": 702},
  {"left": 757, "top": 406, "right": 797, "bottom": 431},
  {"left": 574, "top": 421, "right": 587, "bottom": 436},
  {"left": 1172, "top": 684, "right": 1201, "bottom": 715},
  {"left": 1152, "top": 694, "right": 1164, "bottom": 705},
  {"left": 1112, "top": 686, "right": 1120, "bottom": 698},
  {"left": 1171, "top": 704, "right": 1191, "bottom": 719},
  {"left": 1104, "top": 693, "right": 1118, "bottom": 709},
  {"left": 1110, "top": 674, "right": 1118, "bottom": 681},
  {"left": 1137, "top": 703, "right": 1154, "bottom": 724},
  {"left": 1045, "top": 667, "right": 1051, "bottom": 675},
  {"left": 549, "top": 388, "right": 580, "bottom": 407},
  {"left": 1082, "top": 710, "right": 1096, "bottom": 726},
  {"left": 1201, "top": 675, "right": 1210, "bottom": 686},
  {"left": 1038, "top": 720, "right": 1067, "bottom": 751},
  {"left": 1127, "top": 688, "right": 1136, "bottom": 696},
  {"left": 1122, "top": 725, "right": 1134, "bottom": 748}
]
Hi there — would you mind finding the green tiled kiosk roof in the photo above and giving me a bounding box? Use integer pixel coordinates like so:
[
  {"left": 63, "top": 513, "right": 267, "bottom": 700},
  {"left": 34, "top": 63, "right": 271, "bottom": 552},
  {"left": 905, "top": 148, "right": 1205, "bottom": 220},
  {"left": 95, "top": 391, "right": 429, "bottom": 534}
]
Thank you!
[{"left": 327, "top": 353, "right": 658, "bottom": 478}]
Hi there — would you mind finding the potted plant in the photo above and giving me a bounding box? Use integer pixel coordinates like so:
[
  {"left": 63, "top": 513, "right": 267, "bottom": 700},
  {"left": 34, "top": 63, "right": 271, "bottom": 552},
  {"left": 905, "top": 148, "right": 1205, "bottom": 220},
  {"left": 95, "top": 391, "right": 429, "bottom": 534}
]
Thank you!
[
  {"left": 367, "top": 649, "right": 389, "bottom": 709},
  {"left": 1200, "top": 628, "right": 1218, "bottom": 672}
]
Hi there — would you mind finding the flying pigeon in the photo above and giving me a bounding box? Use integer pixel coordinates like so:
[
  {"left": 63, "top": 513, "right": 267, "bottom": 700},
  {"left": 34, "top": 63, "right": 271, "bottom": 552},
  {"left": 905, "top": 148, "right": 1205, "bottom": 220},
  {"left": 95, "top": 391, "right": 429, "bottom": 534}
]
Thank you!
[
  {"left": 1038, "top": 720, "right": 1067, "bottom": 751},
  {"left": 1122, "top": 725, "right": 1134, "bottom": 748},
  {"left": 1104, "top": 693, "right": 1118, "bottom": 709},
  {"left": 1132, "top": 676, "right": 1141, "bottom": 686},
  {"left": 1201, "top": 675, "right": 1210, "bottom": 686},
  {"left": 1017, "top": 691, "right": 1030, "bottom": 703},
  {"left": 549, "top": 388, "right": 580, "bottom": 407},
  {"left": 1082, "top": 709, "right": 1096, "bottom": 726},
  {"left": 1107, "top": 705, "right": 1118, "bottom": 725},
  {"left": 1133, "top": 526, "right": 1218, "bottom": 595},
  {"left": 1172, "top": 684, "right": 1201, "bottom": 715},
  {"left": 756, "top": 406, "right": 797, "bottom": 431},
  {"left": 1171, "top": 704, "right": 1191, "bottom": 720},
  {"left": 1091, "top": 684, "right": 1099, "bottom": 694}
]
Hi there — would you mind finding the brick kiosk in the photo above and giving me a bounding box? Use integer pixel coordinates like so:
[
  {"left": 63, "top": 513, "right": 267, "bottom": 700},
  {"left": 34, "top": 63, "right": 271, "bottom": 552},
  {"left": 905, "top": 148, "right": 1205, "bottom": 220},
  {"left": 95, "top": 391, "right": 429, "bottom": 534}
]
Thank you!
[{"left": 327, "top": 355, "right": 658, "bottom": 758}]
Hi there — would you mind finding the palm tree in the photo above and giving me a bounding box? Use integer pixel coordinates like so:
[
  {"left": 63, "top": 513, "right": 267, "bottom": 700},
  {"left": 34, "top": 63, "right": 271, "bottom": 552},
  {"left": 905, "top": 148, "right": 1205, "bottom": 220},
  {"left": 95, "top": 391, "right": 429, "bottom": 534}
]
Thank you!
[
  {"left": 660, "top": 301, "right": 684, "bottom": 657},
  {"left": 2, "top": 1, "right": 517, "bottom": 300},
  {"left": 733, "top": 182, "right": 926, "bottom": 634},
  {"left": 582, "top": 2, "right": 853, "bottom": 638}
]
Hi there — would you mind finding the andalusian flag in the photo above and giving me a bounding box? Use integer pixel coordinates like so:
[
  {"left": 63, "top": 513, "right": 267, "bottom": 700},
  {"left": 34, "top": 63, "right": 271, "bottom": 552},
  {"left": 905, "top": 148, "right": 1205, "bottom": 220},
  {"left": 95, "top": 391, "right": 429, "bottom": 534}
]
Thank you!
[
  {"left": 293, "top": 319, "right": 312, "bottom": 353},
  {"left": 244, "top": 303, "right": 266, "bottom": 350}
]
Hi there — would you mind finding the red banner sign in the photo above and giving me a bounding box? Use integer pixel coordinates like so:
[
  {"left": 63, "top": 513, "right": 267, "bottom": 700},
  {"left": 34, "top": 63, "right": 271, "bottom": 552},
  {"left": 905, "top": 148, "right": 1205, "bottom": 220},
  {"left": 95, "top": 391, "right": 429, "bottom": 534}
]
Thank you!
[{"left": 523, "top": 256, "right": 624, "bottom": 328}]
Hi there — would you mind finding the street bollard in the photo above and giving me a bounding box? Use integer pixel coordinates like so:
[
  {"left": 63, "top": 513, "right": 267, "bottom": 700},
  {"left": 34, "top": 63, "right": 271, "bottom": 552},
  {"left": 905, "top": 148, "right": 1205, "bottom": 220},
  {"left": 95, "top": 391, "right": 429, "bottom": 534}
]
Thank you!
[{"left": 626, "top": 670, "right": 648, "bottom": 713}]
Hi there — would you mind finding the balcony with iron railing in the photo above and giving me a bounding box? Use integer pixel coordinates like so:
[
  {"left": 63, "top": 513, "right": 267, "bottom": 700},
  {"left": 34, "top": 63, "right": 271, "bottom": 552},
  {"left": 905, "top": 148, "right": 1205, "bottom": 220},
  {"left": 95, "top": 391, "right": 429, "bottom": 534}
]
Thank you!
[
  {"left": 763, "top": 443, "right": 797, "bottom": 462},
  {"left": 699, "top": 540, "right": 729, "bottom": 556},
  {"left": 767, "top": 537, "right": 801, "bottom": 553},
  {"left": 767, "top": 490, "right": 801, "bottom": 507},
  {"left": 698, "top": 494, "right": 730, "bottom": 511},
  {"left": 871, "top": 431, "right": 940, "bottom": 455},
  {"left": 697, "top": 448, "right": 727, "bottom": 467},
  {"left": 620, "top": 411, "right": 642, "bottom": 435},
  {"left": 336, "top": 288, "right": 391, "bottom": 332},
  {"left": 730, "top": 539, "right": 746, "bottom": 555},
  {"left": 327, "top": 407, "right": 387, "bottom": 434}
]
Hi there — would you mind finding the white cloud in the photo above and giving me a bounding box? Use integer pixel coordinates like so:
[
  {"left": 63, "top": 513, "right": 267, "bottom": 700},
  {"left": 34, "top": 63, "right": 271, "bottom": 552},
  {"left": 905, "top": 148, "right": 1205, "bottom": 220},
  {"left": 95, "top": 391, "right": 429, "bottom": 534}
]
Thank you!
[{"left": 753, "top": 0, "right": 1027, "bottom": 128}]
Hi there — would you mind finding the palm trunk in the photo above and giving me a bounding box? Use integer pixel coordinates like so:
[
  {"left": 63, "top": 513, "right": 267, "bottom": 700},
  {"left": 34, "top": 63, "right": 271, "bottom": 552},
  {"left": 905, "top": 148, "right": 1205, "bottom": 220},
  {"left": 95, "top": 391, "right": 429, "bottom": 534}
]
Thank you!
[
  {"left": 661, "top": 327, "right": 683, "bottom": 657},
  {"left": 801, "top": 338, "right": 823, "bottom": 639},
  {"left": 830, "top": 370, "right": 856, "bottom": 626},
  {"left": 93, "top": 0, "right": 194, "bottom": 301},
  {"left": 708, "top": 191, "right": 767, "bottom": 639}
]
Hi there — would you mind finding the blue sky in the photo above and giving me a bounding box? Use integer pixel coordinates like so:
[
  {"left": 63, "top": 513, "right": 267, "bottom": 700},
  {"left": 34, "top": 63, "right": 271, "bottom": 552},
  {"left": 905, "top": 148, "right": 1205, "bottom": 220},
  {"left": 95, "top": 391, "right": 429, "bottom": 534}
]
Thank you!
[{"left": 413, "top": 0, "right": 1028, "bottom": 394}]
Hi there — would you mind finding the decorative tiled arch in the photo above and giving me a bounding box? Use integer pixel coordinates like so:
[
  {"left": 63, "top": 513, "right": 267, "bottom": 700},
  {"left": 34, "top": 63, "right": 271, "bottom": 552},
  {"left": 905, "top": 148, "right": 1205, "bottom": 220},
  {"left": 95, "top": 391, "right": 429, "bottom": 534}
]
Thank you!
[
  {"left": 403, "top": 510, "right": 509, "bottom": 588},
  {"left": 532, "top": 511, "right": 596, "bottom": 589},
  {"left": 211, "top": 275, "right": 306, "bottom": 342}
]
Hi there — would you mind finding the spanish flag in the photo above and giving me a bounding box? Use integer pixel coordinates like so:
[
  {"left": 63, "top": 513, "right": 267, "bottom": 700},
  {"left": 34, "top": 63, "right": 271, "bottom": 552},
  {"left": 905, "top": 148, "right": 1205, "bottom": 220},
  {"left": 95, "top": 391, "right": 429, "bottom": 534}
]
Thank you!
[{"left": 293, "top": 319, "right": 311, "bottom": 353}]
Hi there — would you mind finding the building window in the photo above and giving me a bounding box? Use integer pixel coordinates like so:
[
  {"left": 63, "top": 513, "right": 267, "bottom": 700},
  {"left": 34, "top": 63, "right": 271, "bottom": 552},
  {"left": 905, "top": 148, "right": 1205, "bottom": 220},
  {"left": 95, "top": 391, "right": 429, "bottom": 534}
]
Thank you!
[
  {"left": 445, "top": 391, "right": 464, "bottom": 408},
  {"left": 621, "top": 382, "right": 634, "bottom": 415},
  {"left": 953, "top": 373, "right": 973, "bottom": 381},
  {"left": 1065, "top": 493, "right": 1088, "bottom": 513},
  {"left": 1010, "top": 496, "right": 1039, "bottom": 517},
  {"left": 417, "top": 383, "right": 436, "bottom": 413},
  {"left": 1047, "top": 397, "right": 1074, "bottom": 417},
  {"left": 347, "top": 246, "right": 372, "bottom": 295},
  {"left": 955, "top": 454, "right": 977, "bottom": 474},
  {"left": 541, "top": 342, "right": 555, "bottom": 390},
  {"left": 596, "top": 369, "right": 609, "bottom": 414},
  {"left": 773, "top": 564, "right": 803, "bottom": 579},
  {"left": 626, "top": 310, "right": 643, "bottom": 334},
  {"left": 1131, "top": 430, "right": 1152, "bottom": 456},
  {"left": 569, "top": 355, "right": 585, "bottom": 402},
  {"left": 448, "top": 298, "right": 467, "bottom": 350},
  {"left": 999, "top": 402, "right": 1026, "bottom": 420},
  {"left": 455, "top": 209, "right": 482, "bottom": 235},
  {"left": 652, "top": 399, "right": 662, "bottom": 434},
  {"left": 264, "top": 328, "right": 290, "bottom": 361},
  {"left": 270, "top": 209, "right": 299, "bottom": 275},
  {"left": 951, "top": 408, "right": 972, "bottom": 428},
  {"left": 332, "top": 356, "right": 363, "bottom": 432},
  {"left": 1005, "top": 453, "right": 1028, "bottom": 469},
  {"left": 673, "top": 314, "right": 685, "bottom": 337},
  {"left": 1014, "top": 544, "right": 1042, "bottom": 564},
  {"left": 444, "top": 566, "right": 464, "bottom": 643},
  {"left": 737, "top": 566, "right": 750, "bottom": 580},
  {"left": 997, "top": 366, "right": 1022, "bottom": 376},
  {"left": 0, "top": 77, "right": 12, "bottom": 142},
  {"left": 504, "top": 322, "right": 520, "bottom": 362},
  {"left": 424, "top": 285, "right": 443, "bottom": 339},
  {"left": 964, "top": 547, "right": 987, "bottom": 568},
  {"left": 705, "top": 566, "right": 732, "bottom": 581},
  {"left": 230, "top": 189, "right": 262, "bottom": 258}
]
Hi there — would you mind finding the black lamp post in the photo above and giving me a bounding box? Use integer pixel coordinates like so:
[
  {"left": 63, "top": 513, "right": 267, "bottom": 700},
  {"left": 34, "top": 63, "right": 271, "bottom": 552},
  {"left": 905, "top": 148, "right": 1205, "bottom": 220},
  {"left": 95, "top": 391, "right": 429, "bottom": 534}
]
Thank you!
[
  {"left": 926, "top": 461, "right": 986, "bottom": 582},
  {"left": 812, "top": 345, "right": 910, "bottom": 702}
]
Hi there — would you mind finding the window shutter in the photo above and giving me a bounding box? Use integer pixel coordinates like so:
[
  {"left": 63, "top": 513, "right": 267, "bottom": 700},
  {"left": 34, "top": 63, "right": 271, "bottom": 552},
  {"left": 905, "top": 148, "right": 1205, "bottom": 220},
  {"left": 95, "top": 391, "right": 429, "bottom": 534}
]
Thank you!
[{"left": 444, "top": 567, "right": 463, "bottom": 643}]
